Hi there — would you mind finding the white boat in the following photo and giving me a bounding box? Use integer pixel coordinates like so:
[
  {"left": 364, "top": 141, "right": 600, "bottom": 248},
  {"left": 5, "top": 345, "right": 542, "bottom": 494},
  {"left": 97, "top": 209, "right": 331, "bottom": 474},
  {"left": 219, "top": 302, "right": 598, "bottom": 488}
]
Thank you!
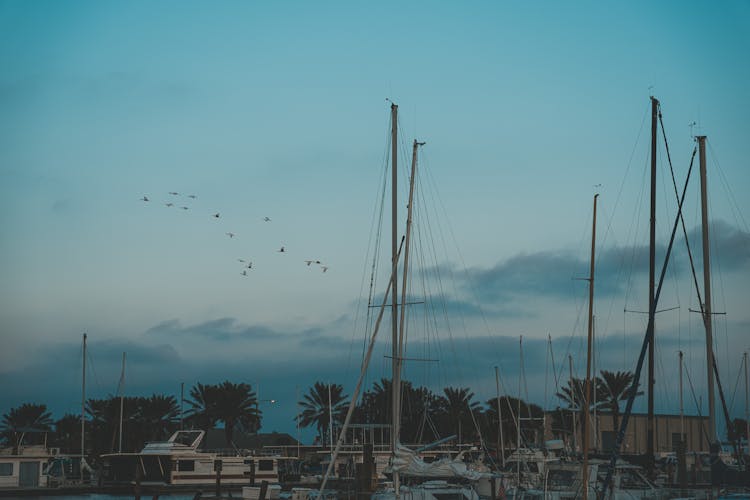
[
  {"left": 102, "top": 429, "right": 286, "bottom": 487},
  {"left": 0, "top": 443, "right": 58, "bottom": 488}
]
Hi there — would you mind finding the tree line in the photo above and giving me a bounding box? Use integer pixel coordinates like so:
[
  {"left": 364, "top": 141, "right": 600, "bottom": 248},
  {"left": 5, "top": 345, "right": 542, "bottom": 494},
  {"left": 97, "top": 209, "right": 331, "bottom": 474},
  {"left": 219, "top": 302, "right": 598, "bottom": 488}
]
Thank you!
[{"left": 3, "top": 371, "right": 747, "bottom": 459}]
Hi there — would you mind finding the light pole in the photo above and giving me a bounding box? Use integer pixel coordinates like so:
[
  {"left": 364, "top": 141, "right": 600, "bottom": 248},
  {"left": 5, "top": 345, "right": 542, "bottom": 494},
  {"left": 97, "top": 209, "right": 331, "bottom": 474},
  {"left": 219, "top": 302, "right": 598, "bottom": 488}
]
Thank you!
[{"left": 254, "top": 399, "right": 277, "bottom": 434}]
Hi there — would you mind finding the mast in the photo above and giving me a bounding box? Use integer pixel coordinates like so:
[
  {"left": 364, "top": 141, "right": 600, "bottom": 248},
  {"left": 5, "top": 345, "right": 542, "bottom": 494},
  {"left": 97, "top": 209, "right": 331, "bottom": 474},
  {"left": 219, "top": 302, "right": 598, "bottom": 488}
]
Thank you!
[
  {"left": 81, "top": 333, "right": 87, "bottom": 467},
  {"left": 180, "top": 382, "right": 184, "bottom": 431},
  {"left": 495, "top": 366, "right": 505, "bottom": 468},
  {"left": 118, "top": 352, "right": 126, "bottom": 453},
  {"left": 328, "top": 382, "right": 334, "bottom": 455},
  {"left": 646, "top": 96, "right": 658, "bottom": 476},
  {"left": 569, "top": 354, "right": 577, "bottom": 452},
  {"left": 582, "top": 193, "right": 598, "bottom": 500},
  {"left": 592, "top": 316, "right": 597, "bottom": 451},
  {"left": 517, "top": 336, "right": 522, "bottom": 487},
  {"left": 389, "top": 101, "right": 400, "bottom": 498},
  {"left": 744, "top": 351, "right": 749, "bottom": 456},
  {"left": 678, "top": 350, "right": 688, "bottom": 492},
  {"left": 679, "top": 351, "right": 684, "bottom": 444},
  {"left": 397, "top": 139, "right": 424, "bottom": 395},
  {"left": 697, "top": 135, "right": 717, "bottom": 443}
]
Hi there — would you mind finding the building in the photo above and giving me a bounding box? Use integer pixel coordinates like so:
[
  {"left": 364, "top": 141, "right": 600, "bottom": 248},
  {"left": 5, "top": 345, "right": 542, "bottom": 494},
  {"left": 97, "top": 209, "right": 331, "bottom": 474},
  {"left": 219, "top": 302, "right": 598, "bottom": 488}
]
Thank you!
[{"left": 545, "top": 411, "right": 709, "bottom": 455}]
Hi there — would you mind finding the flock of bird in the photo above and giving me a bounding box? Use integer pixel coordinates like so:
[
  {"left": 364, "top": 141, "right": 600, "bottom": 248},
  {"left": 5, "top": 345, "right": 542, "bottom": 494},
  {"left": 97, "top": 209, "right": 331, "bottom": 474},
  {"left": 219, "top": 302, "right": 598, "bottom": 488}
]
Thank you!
[{"left": 140, "top": 192, "right": 329, "bottom": 277}]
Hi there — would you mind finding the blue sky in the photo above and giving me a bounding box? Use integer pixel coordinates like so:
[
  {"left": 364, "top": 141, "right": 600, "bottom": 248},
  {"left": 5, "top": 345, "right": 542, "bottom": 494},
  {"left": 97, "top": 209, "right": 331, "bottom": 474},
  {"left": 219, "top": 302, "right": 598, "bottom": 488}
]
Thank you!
[{"left": 1, "top": 0, "right": 749, "bottom": 444}]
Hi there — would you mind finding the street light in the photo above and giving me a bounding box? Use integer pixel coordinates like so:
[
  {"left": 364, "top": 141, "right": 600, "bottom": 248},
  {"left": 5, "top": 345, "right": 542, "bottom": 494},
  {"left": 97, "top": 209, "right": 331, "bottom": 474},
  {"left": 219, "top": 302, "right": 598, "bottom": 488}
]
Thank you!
[{"left": 255, "top": 398, "right": 277, "bottom": 434}]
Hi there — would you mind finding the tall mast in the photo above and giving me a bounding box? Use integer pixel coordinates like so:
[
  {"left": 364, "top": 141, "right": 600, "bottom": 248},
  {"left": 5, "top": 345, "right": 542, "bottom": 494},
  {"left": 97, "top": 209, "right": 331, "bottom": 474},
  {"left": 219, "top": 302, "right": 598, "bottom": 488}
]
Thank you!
[
  {"left": 697, "top": 135, "right": 717, "bottom": 443},
  {"left": 389, "top": 101, "right": 400, "bottom": 498},
  {"left": 592, "top": 316, "right": 597, "bottom": 451},
  {"left": 569, "top": 354, "right": 577, "bottom": 452},
  {"left": 180, "top": 382, "right": 184, "bottom": 431},
  {"left": 646, "top": 96, "right": 659, "bottom": 475},
  {"left": 118, "top": 352, "right": 126, "bottom": 453},
  {"left": 495, "top": 366, "right": 505, "bottom": 468},
  {"left": 81, "top": 333, "right": 87, "bottom": 466},
  {"left": 744, "top": 351, "right": 749, "bottom": 456},
  {"left": 397, "top": 140, "right": 424, "bottom": 384},
  {"left": 582, "top": 193, "right": 598, "bottom": 500},
  {"left": 517, "top": 336, "right": 522, "bottom": 486},
  {"left": 679, "top": 351, "right": 684, "bottom": 444}
]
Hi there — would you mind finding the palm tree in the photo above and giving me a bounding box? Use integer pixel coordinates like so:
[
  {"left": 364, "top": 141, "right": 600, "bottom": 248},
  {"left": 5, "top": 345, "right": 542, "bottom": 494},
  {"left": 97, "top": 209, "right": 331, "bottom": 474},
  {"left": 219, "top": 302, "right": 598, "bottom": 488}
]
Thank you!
[
  {"left": 137, "top": 394, "right": 180, "bottom": 442},
  {"left": 356, "top": 378, "right": 391, "bottom": 429},
  {"left": 598, "top": 370, "right": 642, "bottom": 433},
  {"left": 436, "top": 387, "right": 480, "bottom": 444},
  {"left": 187, "top": 381, "right": 259, "bottom": 446},
  {"left": 186, "top": 382, "right": 220, "bottom": 432},
  {"left": 401, "top": 384, "right": 440, "bottom": 444},
  {"left": 86, "top": 397, "right": 121, "bottom": 455},
  {"left": 297, "top": 382, "right": 349, "bottom": 445},
  {"left": 0, "top": 403, "right": 53, "bottom": 453},
  {"left": 212, "top": 381, "right": 259, "bottom": 446},
  {"left": 52, "top": 414, "right": 81, "bottom": 454}
]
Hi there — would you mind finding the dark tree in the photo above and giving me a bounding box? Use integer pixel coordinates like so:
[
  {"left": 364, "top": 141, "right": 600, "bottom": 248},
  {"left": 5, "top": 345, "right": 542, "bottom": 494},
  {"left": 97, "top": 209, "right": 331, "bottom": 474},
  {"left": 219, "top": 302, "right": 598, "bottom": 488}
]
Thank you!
[{"left": 296, "top": 382, "right": 348, "bottom": 445}]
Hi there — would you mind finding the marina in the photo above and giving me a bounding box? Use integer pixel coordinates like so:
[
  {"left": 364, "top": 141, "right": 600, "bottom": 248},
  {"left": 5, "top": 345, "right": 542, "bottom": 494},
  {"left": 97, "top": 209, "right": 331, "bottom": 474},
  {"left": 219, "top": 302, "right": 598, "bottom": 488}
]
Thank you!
[{"left": 2, "top": 3, "right": 749, "bottom": 500}]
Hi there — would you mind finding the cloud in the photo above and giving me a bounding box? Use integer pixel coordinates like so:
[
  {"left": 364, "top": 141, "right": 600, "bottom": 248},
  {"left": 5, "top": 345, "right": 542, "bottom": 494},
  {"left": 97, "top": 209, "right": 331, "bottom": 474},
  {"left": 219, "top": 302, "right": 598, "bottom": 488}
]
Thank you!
[
  {"left": 437, "top": 220, "right": 749, "bottom": 307},
  {"left": 1, "top": 313, "right": 747, "bottom": 443},
  {"left": 146, "top": 318, "right": 281, "bottom": 342}
]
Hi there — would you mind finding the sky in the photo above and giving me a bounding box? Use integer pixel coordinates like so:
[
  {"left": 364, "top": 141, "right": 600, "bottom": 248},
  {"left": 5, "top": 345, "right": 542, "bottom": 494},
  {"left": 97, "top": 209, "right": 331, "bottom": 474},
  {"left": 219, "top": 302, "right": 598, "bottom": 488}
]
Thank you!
[{"left": 1, "top": 0, "right": 749, "bottom": 445}]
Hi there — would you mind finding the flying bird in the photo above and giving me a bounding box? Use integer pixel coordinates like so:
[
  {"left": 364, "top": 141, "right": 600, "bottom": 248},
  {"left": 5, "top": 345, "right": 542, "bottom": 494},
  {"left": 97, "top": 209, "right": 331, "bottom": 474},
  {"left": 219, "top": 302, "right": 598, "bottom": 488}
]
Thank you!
[
  {"left": 169, "top": 192, "right": 179, "bottom": 196},
  {"left": 165, "top": 203, "right": 174, "bottom": 207},
  {"left": 188, "top": 194, "right": 197, "bottom": 199},
  {"left": 141, "top": 196, "right": 149, "bottom": 202},
  {"left": 241, "top": 270, "right": 248, "bottom": 277},
  {"left": 238, "top": 259, "right": 246, "bottom": 263},
  {"left": 226, "top": 232, "right": 235, "bottom": 238},
  {"left": 246, "top": 262, "right": 253, "bottom": 269},
  {"left": 278, "top": 246, "right": 285, "bottom": 253},
  {"left": 212, "top": 213, "right": 220, "bottom": 219},
  {"left": 305, "top": 260, "right": 313, "bottom": 266},
  {"left": 263, "top": 217, "right": 271, "bottom": 222},
  {"left": 180, "top": 206, "right": 189, "bottom": 210},
  {"left": 321, "top": 266, "right": 328, "bottom": 273}
]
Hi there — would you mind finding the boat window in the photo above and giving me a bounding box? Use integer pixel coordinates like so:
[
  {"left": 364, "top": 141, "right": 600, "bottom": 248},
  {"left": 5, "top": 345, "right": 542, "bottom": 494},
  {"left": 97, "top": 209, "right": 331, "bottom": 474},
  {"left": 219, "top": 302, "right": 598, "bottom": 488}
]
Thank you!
[
  {"left": 0, "top": 463, "right": 13, "bottom": 476},
  {"left": 177, "top": 460, "right": 195, "bottom": 472},
  {"left": 173, "top": 430, "right": 203, "bottom": 446},
  {"left": 547, "top": 469, "right": 576, "bottom": 489},
  {"left": 619, "top": 470, "right": 649, "bottom": 489},
  {"left": 258, "top": 459, "right": 274, "bottom": 471}
]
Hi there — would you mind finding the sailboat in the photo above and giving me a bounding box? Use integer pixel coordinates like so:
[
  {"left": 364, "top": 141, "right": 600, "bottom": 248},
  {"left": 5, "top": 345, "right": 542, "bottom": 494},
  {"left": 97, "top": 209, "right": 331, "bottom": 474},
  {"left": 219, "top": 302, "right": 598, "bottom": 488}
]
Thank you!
[{"left": 317, "top": 103, "right": 490, "bottom": 500}]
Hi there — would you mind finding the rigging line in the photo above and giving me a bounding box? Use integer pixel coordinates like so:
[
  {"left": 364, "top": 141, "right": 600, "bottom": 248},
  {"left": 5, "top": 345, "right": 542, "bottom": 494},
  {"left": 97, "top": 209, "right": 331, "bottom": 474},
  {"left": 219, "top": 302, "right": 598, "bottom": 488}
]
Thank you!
[
  {"left": 352, "top": 139, "right": 391, "bottom": 378},
  {"left": 600, "top": 131, "right": 695, "bottom": 498},
  {"left": 419, "top": 158, "right": 498, "bottom": 349},
  {"left": 657, "top": 110, "right": 685, "bottom": 314},
  {"left": 600, "top": 101, "right": 651, "bottom": 259},
  {"left": 727, "top": 353, "right": 745, "bottom": 415},
  {"left": 549, "top": 335, "right": 562, "bottom": 409},
  {"left": 660, "top": 139, "right": 741, "bottom": 454},
  {"left": 707, "top": 188, "right": 732, "bottom": 394},
  {"left": 683, "top": 362, "right": 712, "bottom": 446},
  {"left": 623, "top": 151, "right": 651, "bottom": 313},
  {"left": 596, "top": 201, "right": 631, "bottom": 354},
  {"left": 707, "top": 140, "right": 749, "bottom": 233},
  {"left": 417, "top": 167, "right": 471, "bottom": 391},
  {"left": 86, "top": 343, "right": 104, "bottom": 395}
]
